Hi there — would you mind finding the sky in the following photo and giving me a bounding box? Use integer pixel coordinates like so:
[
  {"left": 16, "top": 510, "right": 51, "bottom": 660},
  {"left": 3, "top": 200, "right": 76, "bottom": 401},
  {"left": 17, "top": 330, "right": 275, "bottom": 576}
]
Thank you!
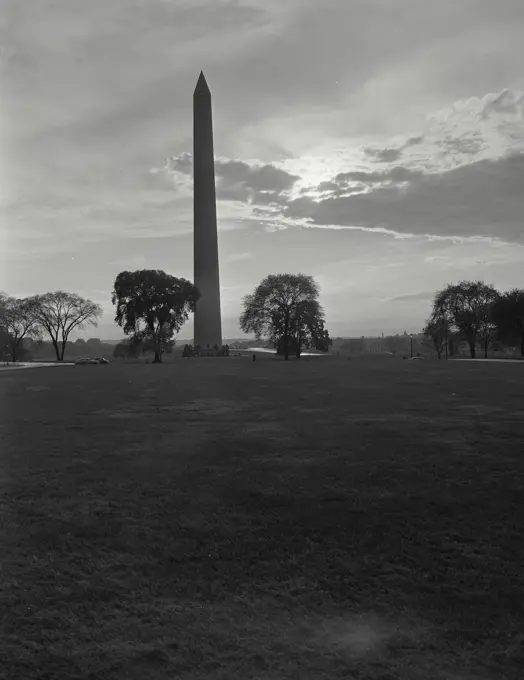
[{"left": 1, "top": 0, "right": 524, "bottom": 340}]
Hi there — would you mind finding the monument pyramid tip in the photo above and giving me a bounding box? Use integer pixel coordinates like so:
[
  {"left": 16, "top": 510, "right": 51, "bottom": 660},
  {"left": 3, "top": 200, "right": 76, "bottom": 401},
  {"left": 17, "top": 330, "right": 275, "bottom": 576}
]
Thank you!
[{"left": 194, "top": 71, "right": 210, "bottom": 95}]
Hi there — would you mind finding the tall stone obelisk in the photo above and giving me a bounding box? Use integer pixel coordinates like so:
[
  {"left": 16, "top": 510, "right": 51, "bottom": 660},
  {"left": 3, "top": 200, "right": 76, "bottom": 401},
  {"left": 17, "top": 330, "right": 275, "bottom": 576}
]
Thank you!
[{"left": 193, "top": 71, "right": 222, "bottom": 351}]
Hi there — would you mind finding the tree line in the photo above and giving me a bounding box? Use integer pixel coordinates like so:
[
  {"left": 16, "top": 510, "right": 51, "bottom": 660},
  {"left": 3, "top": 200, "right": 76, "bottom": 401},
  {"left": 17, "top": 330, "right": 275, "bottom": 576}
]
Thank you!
[
  {"left": 1, "top": 270, "right": 331, "bottom": 363},
  {"left": 7, "top": 274, "right": 519, "bottom": 365},
  {"left": 423, "top": 281, "right": 524, "bottom": 359}
]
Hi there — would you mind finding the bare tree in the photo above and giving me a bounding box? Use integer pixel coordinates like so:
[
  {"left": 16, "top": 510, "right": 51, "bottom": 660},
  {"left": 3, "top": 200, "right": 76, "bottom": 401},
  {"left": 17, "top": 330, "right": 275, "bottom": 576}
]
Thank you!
[
  {"left": 0, "top": 296, "right": 41, "bottom": 361},
  {"left": 29, "top": 292, "right": 103, "bottom": 361}
]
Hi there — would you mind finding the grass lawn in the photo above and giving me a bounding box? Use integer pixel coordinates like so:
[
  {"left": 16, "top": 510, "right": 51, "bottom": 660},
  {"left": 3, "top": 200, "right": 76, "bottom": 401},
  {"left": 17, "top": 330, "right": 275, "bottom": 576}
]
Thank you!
[{"left": 1, "top": 355, "right": 523, "bottom": 679}]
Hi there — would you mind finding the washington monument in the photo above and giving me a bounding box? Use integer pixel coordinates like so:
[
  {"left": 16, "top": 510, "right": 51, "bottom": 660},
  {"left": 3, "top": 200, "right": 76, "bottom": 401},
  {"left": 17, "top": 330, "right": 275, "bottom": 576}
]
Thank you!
[{"left": 193, "top": 71, "right": 222, "bottom": 351}]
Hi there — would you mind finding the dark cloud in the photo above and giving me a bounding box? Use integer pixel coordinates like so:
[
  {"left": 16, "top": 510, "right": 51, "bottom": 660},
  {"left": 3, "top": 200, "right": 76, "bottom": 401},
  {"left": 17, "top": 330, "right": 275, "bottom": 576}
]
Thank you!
[
  {"left": 316, "top": 181, "right": 342, "bottom": 192},
  {"left": 167, "top": 153, "right": 300, "bottom": 204},
  {"left": 363, "top": 135, "right": 424, "bottom": 164},
  {"left": 364, "top": 147, "right": 403, "bottom": 163},
  {"left": 215, "top": 159, "right": 300, "bottom": 193},
  {"left": 286, "top": 153, "right": 524, "bottom": 243},
  {"left": 327, "top": 166, "right": 424, "bottom": 189},
  {"left": 404, "top": 136, "right": 423, "bottom": 148}
]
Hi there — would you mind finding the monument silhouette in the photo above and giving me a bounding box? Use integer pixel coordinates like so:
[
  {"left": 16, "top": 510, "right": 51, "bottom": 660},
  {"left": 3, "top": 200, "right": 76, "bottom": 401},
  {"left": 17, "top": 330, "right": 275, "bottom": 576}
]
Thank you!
[{"left": 193, "top": 71, "right": 223, "bottom": 354}]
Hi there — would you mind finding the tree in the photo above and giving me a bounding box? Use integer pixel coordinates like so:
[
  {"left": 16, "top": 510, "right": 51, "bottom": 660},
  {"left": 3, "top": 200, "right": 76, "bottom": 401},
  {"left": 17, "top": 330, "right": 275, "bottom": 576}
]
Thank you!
[
  {"left": 291, "top": 300, "right": 331, "bottom": 356},
  {"left": 182, "top": 344, "right": 193, "bottom": 358},
  {"left": 340, "top": 338, "right": 365, "bottom": 355},
  {"left": 86, "top": 338, "right": 102, "bottom": 352},
  {"left": 28, "top": 292, "right": 103, "bottom": 361},
  {"left": 113, "top": 342, "right": 131, "bottom": 360},
  {"left": 240, "top": 273, "right": 324, "bottom": 360},
  {"left": 491, "top": 288, "right": 524, "bottom": 357},
  {"left": 135, "top": 334, "right": 175, "bottom": 356},
  {"left": 0, "top": 295, "right": 10, "bottom": 361},
  {"left": 0, "top": 296, "right": 41, "bottom": 362},
  {"left": 476, "top": 294, "right": 500, "bottom": 358},
  {"left": 432, "top": 281, "right": 500, "bottom": 358},
  {"left": 111, "top": 269, "right": 198, "bottom": 363},
  {"left": 423, "top": 315, "right": 449, "bottom": 359},
  {"left": 384, "top": 335, "right": 404, "bottom": 355},
  {"left": 312, "top": 327, "right": 333, "bottom": 353},
  {"left": 273, "top": 299, "right": 330, "bottom": 358}
]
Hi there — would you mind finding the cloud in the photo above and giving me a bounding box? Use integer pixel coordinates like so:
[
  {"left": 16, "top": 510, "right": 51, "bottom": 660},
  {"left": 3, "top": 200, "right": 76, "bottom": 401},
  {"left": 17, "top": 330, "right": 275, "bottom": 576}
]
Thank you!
[
  {"left": 481, "top": 88, "right": 524, "bottom": 119},
  {"left": 163, "top": 101, "right": 524, "bottom": 245},
  {"left": 331, "top": 166, "right": 424, "bottom": 187},
  {"left": 225, "top": 252, "right": 254, "bottom": 263},
  {"left": 342, "top": 88, "right": 524, "bottom": 180},
  {"left": 165, "top": 153, "right": 300, "bottom": 205},
  {"left": 386, "top": 291, "right": 436, "bottom": 303},
  {"left": 216, "top": 158, "right": 300, "bottom": 193},
  {"left": 130, "top": 86, "right": 524, "bottom": 256},
  {"left": 364, "top": 147, "right": 403, "bottom": 163},
  {"left": 284, "top": 152, "right": 524, "bottom": 243}
]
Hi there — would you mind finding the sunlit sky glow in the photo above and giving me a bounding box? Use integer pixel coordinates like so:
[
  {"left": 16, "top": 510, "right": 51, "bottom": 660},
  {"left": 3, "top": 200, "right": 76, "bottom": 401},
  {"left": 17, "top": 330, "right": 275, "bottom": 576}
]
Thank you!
[{"left": 1, "top": 0, "right": 523, "bottom": 339}]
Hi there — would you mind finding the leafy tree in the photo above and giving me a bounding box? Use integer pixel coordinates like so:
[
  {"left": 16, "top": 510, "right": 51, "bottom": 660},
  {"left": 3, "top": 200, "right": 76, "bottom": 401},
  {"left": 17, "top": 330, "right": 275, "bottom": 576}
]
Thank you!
[
  {"left": 112, "top": 338, "right": 145, "bottom": 360},
  {"left": 86, "top": 338, "right": 102, "bottom": 352},
  {"left": 491, "top": 288, "right": 524, "bottom": 357},
  {"left": 112, "top": 269, "right": 198, "bottom": 363},
  {"left": 0, "top": 296, "right": 41, "bottom": 361},
  {"left": 137, "top": 334, "right": 175, "bottom": 356},
  {"left": 312, "top": 327, "right": 332, "bottom": 352},
  {"left": 432, "top": 281, "right": 500, "bottom": 358},
  {"left": 384, "top": 335, "right": 405, "bottom": 355},
  {"left": 0, "top": 294, "right": 9, "bottom": 360},
  {"left": 340, "top": 338, "right": 365, "bottom": 355},
  {"left": 113, "top": 342, "right": 131, "bottom": 360},
  {"left": 423, "top": 315, "right": 449, "bottom": 359},
  {"left": 0, "top": 333, "right": 9, "bottom": 361},
  {"left": 182, "top": 344, "right": 194, "bottom": 358},
  {"left": 446, "top": 330, "right": 457, "bottom": 357},
  {"left": 28, "top": 292, "right": 103, "bottom": 361},
  {"left": 0, "top": 295, "right": 10, "bottom": 361},
  {"left": 240, "top": 273, "right": 324, "bottom": 360},
  {"left": 293, "top": 299, "right": 331, "bottom": 355},
  {"left": 273, "top": 299, "right": 331, "bottom": 358},
  {"left": 476, "top": 295, "right": 500, "bottom": 358}
]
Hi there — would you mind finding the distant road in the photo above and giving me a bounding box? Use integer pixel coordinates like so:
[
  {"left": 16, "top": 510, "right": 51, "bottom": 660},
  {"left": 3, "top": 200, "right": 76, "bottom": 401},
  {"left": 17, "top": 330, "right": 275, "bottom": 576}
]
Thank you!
[
  {"left": 0, "top": 362, "right": 75, "bottom": 371},
  {"left": 452, "top": 358, "right": 524, "bottom": 363}
]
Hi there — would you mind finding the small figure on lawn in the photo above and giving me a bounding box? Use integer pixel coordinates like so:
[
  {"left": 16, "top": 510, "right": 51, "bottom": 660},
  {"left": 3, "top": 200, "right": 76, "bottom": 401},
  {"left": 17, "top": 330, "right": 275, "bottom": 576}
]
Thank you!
[{"left": 252, "top": 354, "right": 256, "bottom": 362}]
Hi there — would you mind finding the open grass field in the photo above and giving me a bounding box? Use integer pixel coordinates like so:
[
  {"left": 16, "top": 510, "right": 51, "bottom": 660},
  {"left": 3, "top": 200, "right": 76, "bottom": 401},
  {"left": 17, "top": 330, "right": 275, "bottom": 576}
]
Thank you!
[{"left": 1, "top": 355, "right": 523, "bottom": 679}]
